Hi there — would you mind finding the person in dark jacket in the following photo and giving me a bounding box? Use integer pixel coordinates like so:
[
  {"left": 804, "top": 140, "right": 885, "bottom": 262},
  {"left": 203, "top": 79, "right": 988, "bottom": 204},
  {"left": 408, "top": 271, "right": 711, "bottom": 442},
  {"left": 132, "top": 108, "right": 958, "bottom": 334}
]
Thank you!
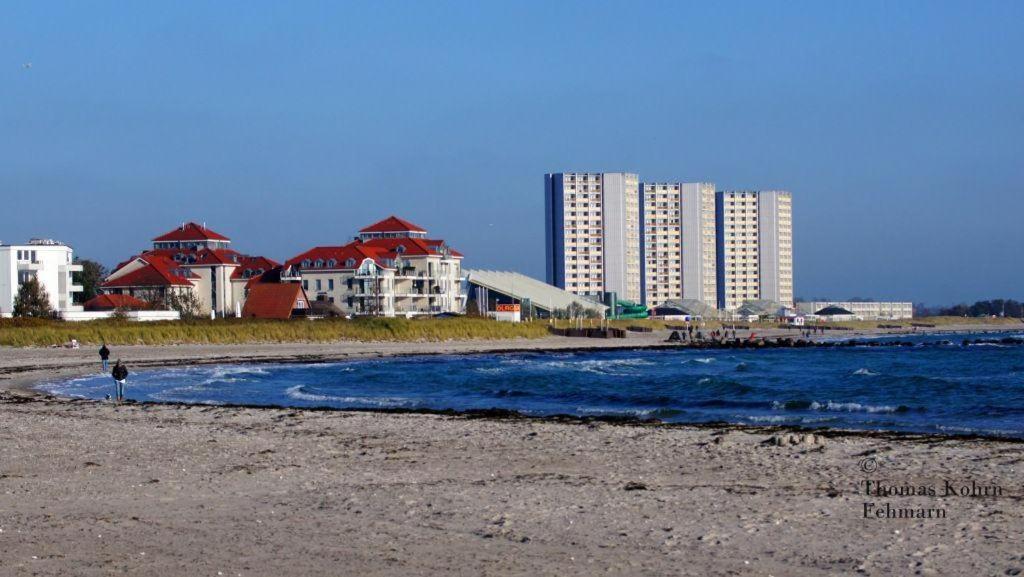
[
  {"left": 99, "top": 343, "right": 110, "bottom": 372},
  {"left": 111, "top": 360, "right": 128, "bottom": 402}
]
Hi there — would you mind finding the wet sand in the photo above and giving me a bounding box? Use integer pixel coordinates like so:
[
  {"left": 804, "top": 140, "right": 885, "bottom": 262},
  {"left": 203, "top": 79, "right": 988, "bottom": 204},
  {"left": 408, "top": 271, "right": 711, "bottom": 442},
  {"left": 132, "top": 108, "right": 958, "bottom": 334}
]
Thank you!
[{"left": 1, "top": 328, "right": 1023, "bottom": 576}]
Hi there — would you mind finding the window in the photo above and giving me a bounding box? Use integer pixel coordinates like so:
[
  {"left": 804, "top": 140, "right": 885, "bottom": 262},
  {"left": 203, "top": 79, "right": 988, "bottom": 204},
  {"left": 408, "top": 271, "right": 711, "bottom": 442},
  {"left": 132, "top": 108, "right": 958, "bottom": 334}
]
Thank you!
[
  {"left": 302, "top": 280, "right": 308, "bottom": 290},
  {"left": 345, "top": 258, "right": 356, "bottom": 268},
  {"left": 327, "top": 259, "right": 337, "bottom": 268},
  {"left": 315, "top": 259, "right": 324, "bottom": 268},
  {"left": 315, "top": 279, "right": 322, "bottom": 291},
  {"left": 328, "top": 279, "right": 335, "bottom": 291}
]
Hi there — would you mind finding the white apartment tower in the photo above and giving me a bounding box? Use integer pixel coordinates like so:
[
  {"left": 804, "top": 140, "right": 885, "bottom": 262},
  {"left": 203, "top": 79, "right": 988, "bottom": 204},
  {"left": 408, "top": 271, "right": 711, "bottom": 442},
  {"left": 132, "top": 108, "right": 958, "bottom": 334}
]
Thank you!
[
  {"left": 0, "top": 239, "right": 83, "bottom": 317},
  {"left": 715, "top": 190, "right": 793, "bottom": 311},
  {"left": 640, "top": 182, "right": 717, "bottom": 307},
  {"left": 545, "top": 172, "right": 641, "bottom": 303}
]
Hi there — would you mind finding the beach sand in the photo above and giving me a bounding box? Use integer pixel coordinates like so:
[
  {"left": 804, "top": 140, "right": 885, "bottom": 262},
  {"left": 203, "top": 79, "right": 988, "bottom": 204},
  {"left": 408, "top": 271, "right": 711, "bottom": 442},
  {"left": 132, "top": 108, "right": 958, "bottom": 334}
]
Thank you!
[{"left": 1, "top": 327, "right": 1022, "bottom": 576}]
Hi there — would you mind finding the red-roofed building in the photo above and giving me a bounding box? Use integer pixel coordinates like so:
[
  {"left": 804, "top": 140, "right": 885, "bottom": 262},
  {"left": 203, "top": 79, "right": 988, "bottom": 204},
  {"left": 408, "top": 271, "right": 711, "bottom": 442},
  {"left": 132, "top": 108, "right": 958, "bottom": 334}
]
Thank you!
[
  {"left": 82, "top": 293, "right": 149, "bottom": 311},
  {"left": 152, "top": 222, "right": 231, "bottom": 248},
  {"left": 285, "top": 217, "right": 465, "bottom": 317},
  {"left": 358, "top": 215, "right": 427, "bottom": 239},
  {"left": 240, "top": 282, "right": 309, "bottom": 320},
  {"left": 101, "top": 223, "right": 278, "bottom": 317}
]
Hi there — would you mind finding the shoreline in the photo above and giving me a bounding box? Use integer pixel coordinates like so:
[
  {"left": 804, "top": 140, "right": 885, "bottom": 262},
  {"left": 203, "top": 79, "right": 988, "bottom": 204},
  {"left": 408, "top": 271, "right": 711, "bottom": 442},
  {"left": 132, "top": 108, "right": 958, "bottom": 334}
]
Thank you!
[
  {"left": 2, "top": 327, "right": 1022, "bottom": 575},
  {"left": 6, "top": 324, "right": 1024, "bottom": 443}
]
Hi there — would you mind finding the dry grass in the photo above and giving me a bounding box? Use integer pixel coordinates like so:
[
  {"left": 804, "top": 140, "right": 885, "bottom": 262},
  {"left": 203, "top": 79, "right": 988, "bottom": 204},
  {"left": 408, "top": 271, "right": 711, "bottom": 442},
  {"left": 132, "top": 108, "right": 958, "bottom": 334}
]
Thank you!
[{"left": 0, "top": 317, "right": 552, "bottom": 347}]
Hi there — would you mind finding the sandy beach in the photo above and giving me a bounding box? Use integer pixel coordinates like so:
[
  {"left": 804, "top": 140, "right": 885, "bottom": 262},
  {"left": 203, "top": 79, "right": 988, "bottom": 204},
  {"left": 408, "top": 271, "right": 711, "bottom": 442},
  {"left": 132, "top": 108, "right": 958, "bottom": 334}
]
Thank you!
[{"left": 2, "top": 325, "right": 1023, "bottom": 576}]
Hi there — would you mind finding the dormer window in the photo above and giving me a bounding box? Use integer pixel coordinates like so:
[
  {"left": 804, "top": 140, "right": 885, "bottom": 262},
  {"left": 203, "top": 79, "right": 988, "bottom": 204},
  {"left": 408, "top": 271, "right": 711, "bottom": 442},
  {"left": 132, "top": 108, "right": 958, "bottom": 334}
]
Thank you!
[
  {"left": 302, "top": 259, "right": 312, "bottom": 268},
  {"left": 395, "top": 245, "right": 406, "bottom": 254},
  {"left": 327, "top": 259, "right": 337, "bottom": 268},
  {"left": 345, "top": 258, "right": 356, "bottom": 268},
  {"left": 315, "top": 259, "right": 325, "bottom": 268}
]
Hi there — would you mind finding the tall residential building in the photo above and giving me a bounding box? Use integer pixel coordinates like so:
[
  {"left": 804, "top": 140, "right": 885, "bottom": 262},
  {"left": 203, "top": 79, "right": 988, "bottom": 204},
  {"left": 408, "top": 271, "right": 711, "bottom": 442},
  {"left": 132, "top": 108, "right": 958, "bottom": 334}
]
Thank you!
[
  {"left": 545, "top": 172, "right": 641, "bottom": 303},
  {"left": 0, "top": 239, "right": 83, "bottom": 317},
  {"left": 715, "top": 190, "right": 793, "bottom": 311},
  {"left": 639, "top": 182, "right": 717, "bottom": 307}
]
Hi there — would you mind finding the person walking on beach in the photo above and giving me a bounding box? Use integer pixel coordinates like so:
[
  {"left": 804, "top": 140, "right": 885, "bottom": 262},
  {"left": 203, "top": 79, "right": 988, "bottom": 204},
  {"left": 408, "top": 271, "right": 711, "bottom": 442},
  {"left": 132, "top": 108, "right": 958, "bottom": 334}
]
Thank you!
[
  {"left": 99, "top": 343, "right": 110, "bottom": 372},
  {"left": 111, "top": 360, "right": 128, "bottom": 402}
]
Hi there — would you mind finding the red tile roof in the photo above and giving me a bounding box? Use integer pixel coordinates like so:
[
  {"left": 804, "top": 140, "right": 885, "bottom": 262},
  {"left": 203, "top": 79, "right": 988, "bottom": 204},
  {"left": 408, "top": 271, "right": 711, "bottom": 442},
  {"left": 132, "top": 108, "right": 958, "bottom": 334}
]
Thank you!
[
  {"left": 285, "top": 244, "right": 392, "bottom": 270},
  {"left": 359, "top": 215, "right": 426, "bottom": 234},
  {"left": 101, "top": 255, "right": 197, "bottom": 288},
  {"left": 83, "top": 294, "right": 149, "bottom": 311},
  {"left": 152, "top": 222, "right": 231, "bottom": 242},
  {"left": 144, "top": 247, "right": 245, "bottom": 266},
  {"left": 241, "top": 283, "right": 308, "bottom": 320},
  {"left": 230, "top": 256, "right": 281, "bottom": 280}
]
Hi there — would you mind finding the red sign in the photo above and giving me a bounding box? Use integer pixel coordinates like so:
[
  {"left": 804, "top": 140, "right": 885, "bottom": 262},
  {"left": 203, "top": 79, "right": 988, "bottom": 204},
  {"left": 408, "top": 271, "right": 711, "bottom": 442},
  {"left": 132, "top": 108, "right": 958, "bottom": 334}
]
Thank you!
[{"left": 495, "top": 304, "right": 520, "bottom": 312}]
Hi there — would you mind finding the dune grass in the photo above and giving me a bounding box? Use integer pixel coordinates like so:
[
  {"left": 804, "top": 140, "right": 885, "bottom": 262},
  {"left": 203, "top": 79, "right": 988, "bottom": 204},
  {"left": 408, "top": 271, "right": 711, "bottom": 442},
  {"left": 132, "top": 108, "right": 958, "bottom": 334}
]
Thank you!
[{"left": 0, "top": 317, "right": 552, "bottom": 347}]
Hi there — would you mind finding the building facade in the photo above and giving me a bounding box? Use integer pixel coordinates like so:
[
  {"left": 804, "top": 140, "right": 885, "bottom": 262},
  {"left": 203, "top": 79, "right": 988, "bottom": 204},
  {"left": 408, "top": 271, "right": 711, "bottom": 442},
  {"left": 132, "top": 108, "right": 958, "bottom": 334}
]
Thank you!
[
  {"left": 798, "top": 301, "right": 913, "bottom": 320},
  {"left": 544, "top": 172, "right": 641, "bottom": 303},
  {"left": 639, "top": 182, "right": 717, "bottom": 308},
  {"left": 0, "top": 239, "right": 83, "bottom": 317},
  {"left": 715, "top": 190, "right": 794, "bottom": 311},
  {"left": 285, "top": 216, "right": 465, "bottom": 317},
  {"left": 101, "top": 222, "right": 278, "bottom": 317}
]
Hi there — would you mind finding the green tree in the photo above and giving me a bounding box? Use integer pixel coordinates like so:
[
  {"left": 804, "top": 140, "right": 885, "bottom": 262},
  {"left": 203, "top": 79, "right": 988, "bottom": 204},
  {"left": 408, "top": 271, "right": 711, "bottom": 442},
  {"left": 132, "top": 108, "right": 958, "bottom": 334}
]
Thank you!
[
  {"left": 13, "top": 277, "right": 53, "bottom": 318},
  {"left": 73, "top": 259, "right": 108, "bottom": 302}
]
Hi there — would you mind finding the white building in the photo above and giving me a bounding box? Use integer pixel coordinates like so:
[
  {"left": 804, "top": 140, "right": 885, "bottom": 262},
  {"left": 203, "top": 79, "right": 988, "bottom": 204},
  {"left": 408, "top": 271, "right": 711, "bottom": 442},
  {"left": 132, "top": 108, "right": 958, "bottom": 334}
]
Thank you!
[
  {"left": 716, "top": 190, "right": 794, "bottom": 311},
  {"left": 640, "top": 182, "right": 717, "bottom": 308},
  {"left": 102, "top": 222, "right": 278, "bottom": 317},
  {"left": 0, "top": 239, "right": 83, "bottom": 317},
  {"left": 798, "top": 301, "right": 913, "bottom": 320},
  {"left": 544, "top": 172, "right": 641, "bottom": 303},
  {"left": 285, "top": 216, "right": 466, "bottom": 317}
]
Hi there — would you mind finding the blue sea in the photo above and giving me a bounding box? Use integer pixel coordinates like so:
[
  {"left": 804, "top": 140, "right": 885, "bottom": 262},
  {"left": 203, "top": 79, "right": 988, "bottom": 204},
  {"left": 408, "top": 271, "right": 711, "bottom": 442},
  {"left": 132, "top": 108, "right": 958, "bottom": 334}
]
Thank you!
[{"left": 40, "top": 332, "right": 1024, "bottom": 438}]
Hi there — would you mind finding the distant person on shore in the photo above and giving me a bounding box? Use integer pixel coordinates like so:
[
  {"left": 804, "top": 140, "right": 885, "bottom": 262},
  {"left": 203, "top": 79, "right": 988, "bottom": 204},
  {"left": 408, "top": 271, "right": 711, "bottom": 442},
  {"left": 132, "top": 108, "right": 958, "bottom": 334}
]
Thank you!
[
  {"left": 111, "top": 360, "right": 128, "bottom": 402},
  {"left": 99, "top": 343, "right": 110, "bottom": 372}
]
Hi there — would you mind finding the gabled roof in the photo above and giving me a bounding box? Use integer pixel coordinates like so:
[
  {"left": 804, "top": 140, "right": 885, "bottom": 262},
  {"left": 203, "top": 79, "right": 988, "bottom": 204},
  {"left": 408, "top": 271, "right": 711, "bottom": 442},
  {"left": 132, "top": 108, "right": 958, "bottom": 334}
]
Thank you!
[
  {"left": 359, "top": 216, "right": 426, "bottom": 234},
  {"left": 361, "top": 237, "right": 463, "bottom": 258},
  {"left": 101, "top": 255, "right": 197, "bottom": 288},
  {"left": 144, "top": 247, "right": 245, "bottom": 266},
  {"left": 285, "top": 244, "right": 392, "bottom": 270},
  {"left": 83, "top": 294, "right": 149, "bottom": 311},
  {"left": 152, "top": 222, "right": 230, "bottom": 242},
  {"left": 230, "top": 256, "right": 281, "bottom": 280},
  {"left": 241, "top": 283, "right": 307, "bottom": 320}
]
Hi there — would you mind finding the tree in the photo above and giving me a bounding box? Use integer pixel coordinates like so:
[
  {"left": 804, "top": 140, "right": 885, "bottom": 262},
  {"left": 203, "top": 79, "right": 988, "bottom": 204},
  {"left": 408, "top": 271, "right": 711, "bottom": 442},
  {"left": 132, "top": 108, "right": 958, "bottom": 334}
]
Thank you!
[
  {"left": 13, "top": 277, "right": 53, "bottom": 318},
  {"left": 166, "top": 290, "right": 203, "bottom": 319},
  {"left": 74, "top": 259, "right": 108, "bottom": 303}
]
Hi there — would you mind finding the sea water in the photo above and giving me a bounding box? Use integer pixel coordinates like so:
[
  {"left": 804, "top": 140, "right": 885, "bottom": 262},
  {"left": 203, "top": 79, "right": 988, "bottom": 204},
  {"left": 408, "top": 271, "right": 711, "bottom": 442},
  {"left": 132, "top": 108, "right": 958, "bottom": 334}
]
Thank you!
[{"left": 40, "top": 332, "right": 1024, "bottom": 437}]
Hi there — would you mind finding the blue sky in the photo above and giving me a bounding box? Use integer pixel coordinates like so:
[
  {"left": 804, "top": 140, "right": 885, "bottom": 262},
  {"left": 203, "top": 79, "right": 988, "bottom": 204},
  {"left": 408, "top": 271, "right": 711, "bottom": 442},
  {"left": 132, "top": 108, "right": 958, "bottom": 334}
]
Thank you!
[{"left": 2, "top": 1, "right": 1021, "bottom": 305}]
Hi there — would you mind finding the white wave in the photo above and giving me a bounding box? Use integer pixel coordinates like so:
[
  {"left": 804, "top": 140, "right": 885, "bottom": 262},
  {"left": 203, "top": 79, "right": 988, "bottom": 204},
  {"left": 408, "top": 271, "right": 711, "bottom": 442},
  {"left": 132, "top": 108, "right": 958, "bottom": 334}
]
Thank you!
[
  {"left": 575, "top": 406, "right": 655, "bottom": 417},
  {"left": 685, "top": 357, "right": 716, "bottom": 364},
  {"left": 812, "top": 401, "right": 900, "bottom": 413},
  {"left": 852, "top": 368, "right": 880, "bottom": 376},
  {"left": 284, "top": 385, "right": 412, "bottom": 407},
  {"left": 771, "top": 400, "right": 902, "bottom": 414}
]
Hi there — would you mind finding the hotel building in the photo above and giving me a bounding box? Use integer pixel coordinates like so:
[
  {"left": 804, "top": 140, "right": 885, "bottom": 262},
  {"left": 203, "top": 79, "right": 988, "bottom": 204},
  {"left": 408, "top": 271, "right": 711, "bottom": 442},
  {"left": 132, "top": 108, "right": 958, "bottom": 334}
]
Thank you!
[
  {"left": 285, "top": 216, "right": 465, "bottom": 317},
  {"left": 0, "top": 239, "right": 83, "bottom": 317},
  {"left": 544, "top": 172, "right": 641, "bottom": 303},
  {"left": 640, "top": 182, "right": 717, "bottom": 308},
  {"left": 101, "top": 222, "right": 279, "bottom": 317},
  {"left": 715, "top": 190, "right": 793, "bottom": 311}
]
